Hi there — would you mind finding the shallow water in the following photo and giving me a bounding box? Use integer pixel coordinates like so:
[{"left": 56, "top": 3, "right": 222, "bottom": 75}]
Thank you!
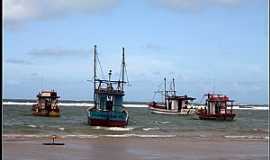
[{"left": 3, "top": 105, "right": 269, "bottom": 139}]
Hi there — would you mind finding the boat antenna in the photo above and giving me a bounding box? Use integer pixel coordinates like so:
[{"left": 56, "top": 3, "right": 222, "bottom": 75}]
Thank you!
[
  {"left": 108, "top": 69, "right": 112, "bottom": 82},
  {"left": 93, "top": 45, "right": 97, "bottom": 108}
]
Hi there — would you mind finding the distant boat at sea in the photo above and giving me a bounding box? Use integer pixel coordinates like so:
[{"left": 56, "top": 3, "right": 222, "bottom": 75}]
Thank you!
[
  {"left": 148, "top": 78, "right": 196, "bottom": 115},
  {"left": 32, "top": 90, "right": 60, "bottom": 117},
  {"left": 196, "top": 93, "right": 236, "bottom": 121},
  {"left": 87, "top": 45, "right": 129, "bottom": 127}
]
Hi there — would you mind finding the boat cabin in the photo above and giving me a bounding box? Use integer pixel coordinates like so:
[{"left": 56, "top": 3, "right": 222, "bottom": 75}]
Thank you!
[
  {"left": 95, "top": 70, "right": 125, "bottom": 112},
  {"left": 32, "top": 90, "right": 60, "bottom": 117},
  {"left": 166, "top": 95, "right": 196, "bottom": 111},
  {"left": 205, "top": 93, "right": 234, "bottom": 115}
]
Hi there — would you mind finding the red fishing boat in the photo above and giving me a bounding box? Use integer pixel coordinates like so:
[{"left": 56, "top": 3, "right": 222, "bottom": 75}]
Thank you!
[
  {"left": 148, "top": 78, "right": 196, "bottom": 115},
  {"left": 196, "top": 93, "right": 235, "bottom": 120}
]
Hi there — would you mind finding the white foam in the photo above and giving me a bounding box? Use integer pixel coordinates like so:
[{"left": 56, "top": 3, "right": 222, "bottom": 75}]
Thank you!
[
  {"left": 27, "top": 125, "right": 37, "bottom": 128},
  {"left": 3, "top": 134, "right": 50, "bottom": 138},
  {"left": 58, "top": 128, "right": 65, "bottom": 131},
  {"left": 135, "top": 134, "right": 176, "bottom": 138},
  {"left": 102, "top": 134, "right": 134, "bottom": 138},
  {"left": 3, "top": 102, "right": 35, "bottom": 106},
  {"left": 224, "top": 135, "right": 268, "bottom": 140},
  {"left": 92, "top": 126, "right": 134, "bottom": 131},
  {"left": 143, "top": 127, "right": 160, "bottom": 131},
  {"left": 64, "top": 135, "right": 98, "bottom": 138},
  {"left": 105, "top": 127, "right": 134, "bottom": 131},
  {"left": 101, "top": 134, "right": 176, "bottom": 138},
  {"left": 3, "top": 134, "right": 177, "bottom": 139},
  {"left": 3, "top": 101, "right": 268, "bottom": 110},
  {"left": 160, "top": 121, "right": 170, "bottom": 124}
]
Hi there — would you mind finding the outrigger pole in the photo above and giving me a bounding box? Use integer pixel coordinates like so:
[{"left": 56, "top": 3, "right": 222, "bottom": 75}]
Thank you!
[{"left": 93, "top": 45, "right": 97, "bottom": 108}]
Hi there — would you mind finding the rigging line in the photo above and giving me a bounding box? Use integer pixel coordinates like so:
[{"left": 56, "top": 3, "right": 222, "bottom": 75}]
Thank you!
[
  {"left": 152, "top": 92, "right": 157, "bottom": 100},
  {"left": 124, "top": 65, "right": 129, "bottom": 84},
  {"left": 169, "top": 80, "right": 173, "bottom": 95},
  {"left": 119, "top": 61, "right": 122, "bottom": 82},
  {"left": 199, "top": 94, "right": 205, "bottom": 104},
  {"left": 87, "top": 76, "right": 94, "bottom": 83},
  {"left": 96, "top": 53, "right": 105, "bottom": 79}
]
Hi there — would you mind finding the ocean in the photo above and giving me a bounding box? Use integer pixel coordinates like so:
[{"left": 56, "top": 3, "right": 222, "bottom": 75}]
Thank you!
[{"left": 3, "top": 103, "right": 269, "bottom": 140}]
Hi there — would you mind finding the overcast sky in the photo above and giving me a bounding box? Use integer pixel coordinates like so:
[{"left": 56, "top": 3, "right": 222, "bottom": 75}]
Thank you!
[{"left": 3, "top": 0, "right": 268, "bottom": 104}]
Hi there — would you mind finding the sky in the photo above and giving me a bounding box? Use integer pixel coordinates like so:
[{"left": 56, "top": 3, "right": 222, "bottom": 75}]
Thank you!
[{"left": 3, "top": 0, "right": 269, "bottom": 104}]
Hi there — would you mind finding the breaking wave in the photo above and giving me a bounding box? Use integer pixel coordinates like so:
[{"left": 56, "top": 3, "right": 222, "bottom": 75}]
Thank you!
[
  {"left": 27, "top": 125, "right": 37, "bottom": 128},
  {"left": 224, "top": 135, "right": 268, "bottom": 140},
  {"left": 142, "top": 127, "right": 160, "bottom": 131},
  {"left": 92, "top": 126, "right": 134, "bottom": 131},
  {"left": 3, "top": 134, "right": 176, "bottom": 139}
]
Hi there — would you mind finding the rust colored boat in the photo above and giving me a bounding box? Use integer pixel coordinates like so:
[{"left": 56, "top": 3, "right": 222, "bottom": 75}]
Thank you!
[{"left": 32, "top": 90, "right": 60, "bottom": 117}]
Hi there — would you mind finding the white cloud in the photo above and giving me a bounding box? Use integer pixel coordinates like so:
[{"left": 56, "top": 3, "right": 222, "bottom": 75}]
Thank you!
[
  {"left": 151, "top": 0, "right": 242, "bottom": 11},
  {"left": 28, "top": 48, "right": 88, "bottom": 57},
  {"left": 5, "top": 58, "right": 32, "bottom": 65},
  {"left": 4, "top": 0, "right": 120, "bottom": 26}
]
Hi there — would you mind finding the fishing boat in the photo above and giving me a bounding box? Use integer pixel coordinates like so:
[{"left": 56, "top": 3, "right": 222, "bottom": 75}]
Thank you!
[
  {"left": 32, "top": 90, "right": 60, "bottom": 117},
  {"left": 196, "top": 93, "right": 236, "bottom": 120},
  {"left": 87, "top": 45, "right": 129, "bottom": 127},
  {"left": 149, "top": 78, "right": 196, "bottom": 115}
]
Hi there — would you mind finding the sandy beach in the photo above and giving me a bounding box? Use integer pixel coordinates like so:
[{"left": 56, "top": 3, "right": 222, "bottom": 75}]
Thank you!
[{"left": 3, "top": 136, "right": 268, "bottom": 160}]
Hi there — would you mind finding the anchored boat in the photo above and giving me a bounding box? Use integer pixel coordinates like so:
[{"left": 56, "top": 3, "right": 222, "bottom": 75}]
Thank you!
[
  {"left": 196, "top": 93, "right": 236, "bottom": 121},
  {"left": 149, "top": 78, "right": 196, "bottom": 115},
  {"left": 32, "top": 90, "right": 60, "bottom": 117},
  {"left": 87, "top": 45, "right": 129, "bottom": 127}
]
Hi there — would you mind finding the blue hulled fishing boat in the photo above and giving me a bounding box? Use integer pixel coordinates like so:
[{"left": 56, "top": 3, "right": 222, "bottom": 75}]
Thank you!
[{"left": 87, "top": 45, "right": 129, "bottom": 127}]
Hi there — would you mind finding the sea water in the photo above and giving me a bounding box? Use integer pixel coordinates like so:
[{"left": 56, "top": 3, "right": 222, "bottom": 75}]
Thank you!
[{"left": 3, "top": 104, "right": 269, "bottom": 140}]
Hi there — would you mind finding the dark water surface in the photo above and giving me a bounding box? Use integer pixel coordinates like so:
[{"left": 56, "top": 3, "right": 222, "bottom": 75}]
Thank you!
[{"left": 3, "top": 105, "right": 269, "bottom": 139}]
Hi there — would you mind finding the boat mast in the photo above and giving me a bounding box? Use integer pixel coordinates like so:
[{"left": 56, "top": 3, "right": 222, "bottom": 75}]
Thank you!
[
  {"left": 164, "top": 77, "right": 166, "bottom": 104},
  {"left": 93, "top": 45, "right": 97, "bottom": 108},
  {"left": 173, "top": 78, "right": 176, "bottom": 96},
  {"left": 121, "top": 47, "right": 125, "bottom": 90}
]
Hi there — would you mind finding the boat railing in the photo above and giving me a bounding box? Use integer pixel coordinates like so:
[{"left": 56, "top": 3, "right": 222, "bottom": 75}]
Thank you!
[{"left": 95, "top": 89, "right": 124, "bottom": 95}]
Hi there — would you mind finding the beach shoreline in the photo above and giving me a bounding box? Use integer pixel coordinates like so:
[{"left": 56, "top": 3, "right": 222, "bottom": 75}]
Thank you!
[{"left": 3, "top": 136, "right": 268, "bottom": 160}]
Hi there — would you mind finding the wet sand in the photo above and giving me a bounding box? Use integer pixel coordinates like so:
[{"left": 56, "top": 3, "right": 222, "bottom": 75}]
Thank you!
[{"left": 3, "top": 137, "right": 268, "bottom": 160}]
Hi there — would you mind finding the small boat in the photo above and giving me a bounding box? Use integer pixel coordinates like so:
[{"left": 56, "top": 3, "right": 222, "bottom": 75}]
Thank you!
[
  {"left": 87, "top": 45, "right": 129, "bottom": 127},
  {"left": 196, "top": 93, "right": 236, "bottom": 121},
  {"left": 32, "top": 90, "right": 60, "bottom": 117},
  {"left": 148, "top": 78, "right": 196, "bottom": 115}
]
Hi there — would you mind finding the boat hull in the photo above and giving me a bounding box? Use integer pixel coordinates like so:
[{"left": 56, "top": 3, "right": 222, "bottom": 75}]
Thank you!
[
  {"left": 32, "top": 111, "right": 48, "bottom": 117},
  {"left": 88, "top": 118, "right": 128, "bottom": 127},
  {"left": 87, "top": 110, "right": 128, "bottom": 127},
  {"left": 48, "top": 111, "right": 60, "bottom": 117},
  {"left": 32, "top": 111, "right": 60, "bottom": 117},
  {"left": 149, "top": 107, "right": 195, "bottom": 115},
  {"left": 198, "top": 113, "right": 236, "bottom": 121}
]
